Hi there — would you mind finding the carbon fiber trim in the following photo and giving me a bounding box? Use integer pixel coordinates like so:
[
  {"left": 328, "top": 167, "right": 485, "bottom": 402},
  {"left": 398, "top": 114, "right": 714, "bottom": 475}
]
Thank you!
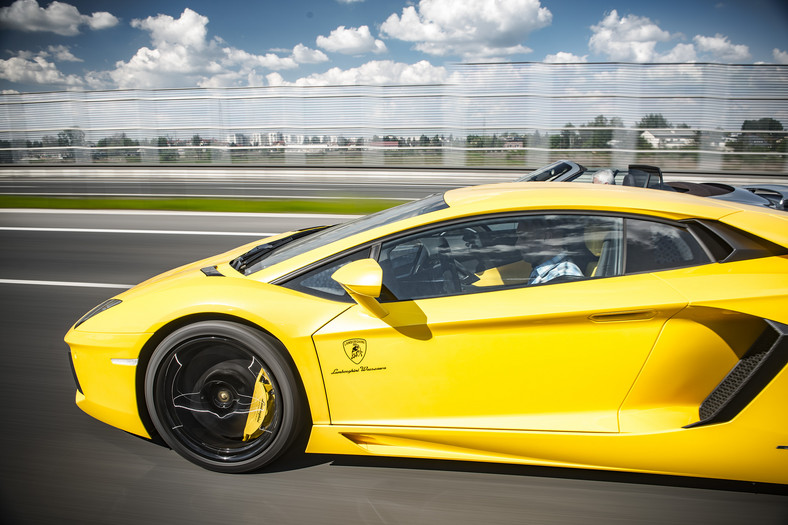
[
  {"left": 686, "top": 319, "right": 788, "bottom": 428},
  {"left": 201, "top": 266, "right": 223, "bottom": 277},
  {"left": 68, "top": 351, "right": 83, "bottom": 395}
]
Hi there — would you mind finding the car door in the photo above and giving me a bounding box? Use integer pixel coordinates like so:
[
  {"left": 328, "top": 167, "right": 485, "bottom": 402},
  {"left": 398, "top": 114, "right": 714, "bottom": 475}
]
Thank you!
[{"left": 310, "top": 213, "right": 689, "bottom": 433}]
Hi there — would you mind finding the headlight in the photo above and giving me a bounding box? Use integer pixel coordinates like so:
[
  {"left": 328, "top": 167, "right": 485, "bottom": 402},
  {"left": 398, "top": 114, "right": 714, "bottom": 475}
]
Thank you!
[{"left": 74, "top": 298, "right": 122, "bottom": 328}]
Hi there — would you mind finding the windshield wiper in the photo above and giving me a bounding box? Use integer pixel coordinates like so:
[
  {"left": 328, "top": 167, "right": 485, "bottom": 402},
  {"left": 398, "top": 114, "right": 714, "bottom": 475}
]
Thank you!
[{"left": 230, "top": 226, "right": 330, "bottom": 274}]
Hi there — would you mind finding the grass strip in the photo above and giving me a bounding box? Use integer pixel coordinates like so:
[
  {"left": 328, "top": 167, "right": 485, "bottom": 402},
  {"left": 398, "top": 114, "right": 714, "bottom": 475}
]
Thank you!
[{"left": 0, "top": 196, "right": 401, "bottom": 215}]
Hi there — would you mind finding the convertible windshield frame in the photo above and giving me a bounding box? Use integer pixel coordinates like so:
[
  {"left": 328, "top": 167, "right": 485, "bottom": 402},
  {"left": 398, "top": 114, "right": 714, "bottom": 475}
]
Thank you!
[
  {"left": 516, "top": 160, "right": 585, "bottom": 182},
  {"left": 239, "top": 193, "right": 449, "bottom": 275}
]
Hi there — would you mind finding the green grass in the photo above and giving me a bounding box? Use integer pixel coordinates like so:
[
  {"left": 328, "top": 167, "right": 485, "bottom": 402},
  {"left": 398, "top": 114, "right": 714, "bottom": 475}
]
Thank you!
[{"left": 0, "top": 195, "right": 402, "bottom": 215}]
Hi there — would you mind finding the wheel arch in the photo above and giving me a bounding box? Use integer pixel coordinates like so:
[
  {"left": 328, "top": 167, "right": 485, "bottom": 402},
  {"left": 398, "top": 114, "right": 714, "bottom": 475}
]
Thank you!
[{"left": 134, "top": 313, "right": 313, "bottom": 442}]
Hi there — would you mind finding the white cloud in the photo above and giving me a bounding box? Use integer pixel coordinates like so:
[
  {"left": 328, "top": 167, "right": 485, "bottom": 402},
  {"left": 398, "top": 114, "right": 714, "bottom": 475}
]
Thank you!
[
  {"left": 588, "top": 10, "right": 752, "bottom": 64},
  {"left": 380, "top": 0, "right": 552, "bottom": 59},
  {"left": 0, "top": 46, "right": 84, "bottom": 88},
  {"left": 292, "top": 44, "right": 329, "bottom": 64},
  {"left": 774, "top": 49, "right": 788, "bottom": 65},
  {"left": 265, "top": 72, "right": 287, "bottom": 86},
  {"left": 544, "top": 52, "right": 587, "bottom": 63},
  {"left": 110, "top": 45, "right": 202, "bottom": 89},
  {"left": 13, "top": 50, "right": 37, "bottom": 60},
  {"left": 589, "top": 10, "right": 671, "bottom": 62},
  {"left": 86, "top": 11, "right": 118, "bottom": 31},
  {"left": 270, "top": 60, "right": 449, "bottom": 86},
  {"left": 197, "top": 71, "right": 247, "bottom": 89},
  {"left": 0, "top": 0, "right": 118, "bottom": 36},
  {"left": 223, "top": 48, "right": 298, "bottom": 70},
  {"left": 131, "top": 8, "right": 209, "bottom": 49},
  {"left": 82, "top": 69, "right": 111, "bottom": 90},
  {"left": 658, "top": 43, "right": 697, "bottom": 63},
  {"left": 693, "top": 34, "right": 750, "bottom": 62},
  {"left": 0, "top": 54, "right": 83, "bottom": 86},
  {"left": 46, "top": 44, "right": 82, "bottom": 62},
  {"left": 10, "top": 46, "right": 81, "bottom": 63},
  {"left": 317, "top": 26, "right": 387, "bottom": 55},
  {"left": 108, "top": 8, "right": 299, "bottom": 89}
]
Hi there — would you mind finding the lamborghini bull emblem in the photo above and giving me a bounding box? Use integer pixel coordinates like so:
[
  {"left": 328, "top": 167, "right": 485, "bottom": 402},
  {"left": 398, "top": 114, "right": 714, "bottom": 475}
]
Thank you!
[{"left": 343, "top": 338, "right": 367, "bottom": 364}]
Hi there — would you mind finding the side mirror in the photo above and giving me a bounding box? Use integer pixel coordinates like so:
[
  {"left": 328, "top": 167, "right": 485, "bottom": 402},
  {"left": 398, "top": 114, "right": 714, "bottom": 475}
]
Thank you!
[{"left": 331, "top": 259, "right": 388, "bottom": 318}]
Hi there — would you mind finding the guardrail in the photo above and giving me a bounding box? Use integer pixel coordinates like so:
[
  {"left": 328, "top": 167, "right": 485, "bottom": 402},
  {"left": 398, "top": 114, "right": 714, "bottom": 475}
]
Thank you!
[
  {"left": 2, "top": 63, "right": 786, "bottom": 174},
  {"left": 2, "top": 165, "right": 785, "bottom": 187}
]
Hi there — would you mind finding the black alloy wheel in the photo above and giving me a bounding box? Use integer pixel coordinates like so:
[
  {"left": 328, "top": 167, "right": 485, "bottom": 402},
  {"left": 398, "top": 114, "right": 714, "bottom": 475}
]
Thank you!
[{"left": 145, "top": 321, "right": 306, "bottom": 473}]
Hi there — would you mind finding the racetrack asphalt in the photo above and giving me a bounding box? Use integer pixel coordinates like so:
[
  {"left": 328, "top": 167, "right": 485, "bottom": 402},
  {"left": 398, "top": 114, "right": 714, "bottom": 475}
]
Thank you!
[{"left": 1, "top": 210, "right": 786, "bottom": 525}]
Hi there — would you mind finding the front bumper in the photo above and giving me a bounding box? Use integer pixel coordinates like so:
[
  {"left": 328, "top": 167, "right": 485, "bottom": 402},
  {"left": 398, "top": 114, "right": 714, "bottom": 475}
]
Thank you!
[{"left": 65, "top": 329, "right": 152, "bottom": 438}]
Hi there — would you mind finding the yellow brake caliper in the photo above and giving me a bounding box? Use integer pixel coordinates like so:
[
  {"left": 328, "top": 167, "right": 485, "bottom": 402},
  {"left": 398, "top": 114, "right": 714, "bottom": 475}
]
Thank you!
[{"left": 243, "top": 368, "right": 274, "bottom": 441}]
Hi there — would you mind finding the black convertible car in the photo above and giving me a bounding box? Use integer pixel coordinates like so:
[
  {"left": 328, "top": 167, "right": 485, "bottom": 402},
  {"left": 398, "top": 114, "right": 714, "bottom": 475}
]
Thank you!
[{"left": 516, "top": 160, "right": 788, "bottom": 210}]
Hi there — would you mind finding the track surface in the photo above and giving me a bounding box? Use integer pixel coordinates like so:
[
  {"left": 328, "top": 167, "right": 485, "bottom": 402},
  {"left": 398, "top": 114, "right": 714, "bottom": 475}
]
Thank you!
[
  {"left": 0, "top": 167, "right": 508, "bottom": 201},
  {"left": 1, "top": 210, "right": 786, "bottom": 524},
  {"left": 2, "top": 166, "right": 784, "bottom": 202}
]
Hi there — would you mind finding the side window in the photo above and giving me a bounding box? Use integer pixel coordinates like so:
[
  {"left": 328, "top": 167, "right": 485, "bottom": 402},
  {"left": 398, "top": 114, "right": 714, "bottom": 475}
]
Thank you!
[
  {"left": 378, "top": 214, "right": 624, "bottom": 302},
  {"left": 378, "top": 232, "right": 466, "bottom": 300},
  {"left": 582, "top": 216, "right": 624, "bottom": 278},
  {"left": 625, "top": 219, "right": 710, "bottom": 273},
  {"left": 282, "top": 248, "right": 371, "bottom": 301}
]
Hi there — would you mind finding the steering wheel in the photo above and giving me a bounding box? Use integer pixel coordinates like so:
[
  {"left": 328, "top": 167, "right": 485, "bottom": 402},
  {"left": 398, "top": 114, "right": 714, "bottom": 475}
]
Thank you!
[{"left": 436, "top": 238, "right": 462, "bottom": 294}]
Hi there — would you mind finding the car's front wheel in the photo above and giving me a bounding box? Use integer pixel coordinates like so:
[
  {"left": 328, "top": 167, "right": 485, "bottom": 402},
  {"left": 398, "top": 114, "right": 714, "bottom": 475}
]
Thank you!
[{"left": 145, "top": 321, "right": 306, "bottom": 473}]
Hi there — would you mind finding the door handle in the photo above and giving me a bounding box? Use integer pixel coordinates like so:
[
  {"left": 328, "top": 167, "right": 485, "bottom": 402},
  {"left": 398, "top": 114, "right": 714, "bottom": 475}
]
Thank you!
[{"left": 589, "top": 310, "right": 657, "bottom": 322}]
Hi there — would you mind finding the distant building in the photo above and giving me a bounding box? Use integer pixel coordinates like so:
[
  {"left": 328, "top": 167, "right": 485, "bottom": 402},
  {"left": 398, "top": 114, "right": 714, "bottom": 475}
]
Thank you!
[
  {"left": 739, "top": 134, "right": 770, "bottom": 148},
  {"left": 227, "top": 133, "right": 249, "bottom": 146},
  {"left": 640, "top": 130, "right": 696, "bottom": 149}
]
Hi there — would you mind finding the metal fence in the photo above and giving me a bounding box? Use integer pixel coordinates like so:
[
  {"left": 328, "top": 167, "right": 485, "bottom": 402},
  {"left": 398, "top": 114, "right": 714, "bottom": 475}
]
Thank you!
[{"left": 1, "top": 62, "right": 786, "bottom": 172}]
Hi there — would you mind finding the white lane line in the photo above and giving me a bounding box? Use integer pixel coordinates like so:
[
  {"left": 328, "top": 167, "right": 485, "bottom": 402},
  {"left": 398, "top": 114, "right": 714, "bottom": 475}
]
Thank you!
[
  {"left": 0, "top": 227, "right": 274, "bottom": 236},
  {"left": 1, "top": 179, "right": 455, "bottom": 187},
  {"left": 0, "top": 208, "right": 360, "bottom": 219},
  {"left": 0, "top": 279, "right": 133, "bottom": 289},
  {"left": 0, "top": 192, "right": 412, "bottom": 201}
]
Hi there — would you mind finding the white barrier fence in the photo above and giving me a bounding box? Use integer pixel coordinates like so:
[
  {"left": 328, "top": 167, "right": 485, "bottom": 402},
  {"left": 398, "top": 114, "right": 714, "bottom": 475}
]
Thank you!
[{"left": 1, "top": 63, "right": 786, "bottom": 174}]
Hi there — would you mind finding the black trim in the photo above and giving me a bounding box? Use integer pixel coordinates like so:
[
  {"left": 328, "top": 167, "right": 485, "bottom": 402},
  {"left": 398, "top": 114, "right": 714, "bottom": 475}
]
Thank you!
[
  {"left": 273, "top": 210, "right": 710, "bottom": 295},
  {"left": 684, "top": 221, "right": 734, "bottom": 262},
  {"left": 272, "top": 246, "right": 374, "bottom": 287},
  {"left": 68, "top": 351, "right": 83, "bottom": 395},
  {"left": 369, "top": 243, "right": 381, "bottom": 260},
  {"left": 74, "top": 298, "right": 122, "bottom": 328},
  {"left": 201, "top": 266, "right": 223, "bottom": 277},
  {"left": 232, "top": 226, "right": 331, "bottom": 275},
  {"left": 628, "top": 164, "right": 665, "bottom": 189},
  {"left": 277, "top": 247, "right": 373, "bottom": 302},
  {"left": 690, "top": 219, "right": 788, "bottom": 263},
  {"left": 686, "top": 319, "right": 788, "bottom": 428},
  {"left": 273, "top": 212, "right": 779, "bottom": 304}
]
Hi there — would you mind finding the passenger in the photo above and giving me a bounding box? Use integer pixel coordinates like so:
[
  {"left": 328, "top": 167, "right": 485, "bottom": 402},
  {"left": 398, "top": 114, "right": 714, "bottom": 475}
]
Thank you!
[
  {"left": 475, "top": 217, "right": 584, "bottom": 287},
  {"left": 515, "top": 217, "right": 584, "bottom": 285},
  {"left": 592, "top": 169, "right": 614, "bottom": 184}
]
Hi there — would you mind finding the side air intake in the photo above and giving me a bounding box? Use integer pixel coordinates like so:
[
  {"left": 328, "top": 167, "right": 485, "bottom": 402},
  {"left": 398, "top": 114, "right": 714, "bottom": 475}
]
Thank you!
[{"left": 686, "top": 319, "right": 788, "bottom": 428}]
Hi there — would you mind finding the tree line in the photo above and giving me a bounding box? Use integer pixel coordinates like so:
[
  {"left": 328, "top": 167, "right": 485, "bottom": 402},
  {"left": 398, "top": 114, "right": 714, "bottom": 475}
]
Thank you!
[{"left": 2, "top": 114, "right": 784, "bottom": 164}]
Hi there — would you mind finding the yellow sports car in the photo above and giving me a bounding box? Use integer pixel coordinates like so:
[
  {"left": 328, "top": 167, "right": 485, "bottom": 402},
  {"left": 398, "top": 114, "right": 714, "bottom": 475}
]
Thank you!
[{"left": 65, "top": 183, "right": 788, "bottom": 483}]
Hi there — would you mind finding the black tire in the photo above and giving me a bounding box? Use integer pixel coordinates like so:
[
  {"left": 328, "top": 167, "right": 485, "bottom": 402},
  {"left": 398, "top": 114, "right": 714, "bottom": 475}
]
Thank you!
[{"left": 145, "top": 321, "right": 306, "bottom": 473}]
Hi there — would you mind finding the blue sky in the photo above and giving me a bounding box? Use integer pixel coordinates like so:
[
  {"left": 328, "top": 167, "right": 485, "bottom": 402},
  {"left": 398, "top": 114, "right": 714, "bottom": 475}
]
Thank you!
[{"left": 1, "top": 0, "right": 786, "bottom": 93}]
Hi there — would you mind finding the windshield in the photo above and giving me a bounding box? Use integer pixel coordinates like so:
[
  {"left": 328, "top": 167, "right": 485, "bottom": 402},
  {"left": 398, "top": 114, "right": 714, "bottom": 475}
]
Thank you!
[{"left": 241, "top": 193, "right": 449, "bottom": 275}]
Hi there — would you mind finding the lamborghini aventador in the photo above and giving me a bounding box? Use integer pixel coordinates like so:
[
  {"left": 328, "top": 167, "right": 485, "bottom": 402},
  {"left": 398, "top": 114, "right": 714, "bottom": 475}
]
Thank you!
[{"left": 65, "top": 182, "right": 788, "bottom": 483}]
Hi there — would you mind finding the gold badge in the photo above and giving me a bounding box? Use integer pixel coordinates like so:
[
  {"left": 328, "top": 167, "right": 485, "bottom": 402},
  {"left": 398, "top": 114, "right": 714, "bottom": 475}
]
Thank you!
[{"left": 343, "top": 338, "right": 367, "bottom": 364}]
